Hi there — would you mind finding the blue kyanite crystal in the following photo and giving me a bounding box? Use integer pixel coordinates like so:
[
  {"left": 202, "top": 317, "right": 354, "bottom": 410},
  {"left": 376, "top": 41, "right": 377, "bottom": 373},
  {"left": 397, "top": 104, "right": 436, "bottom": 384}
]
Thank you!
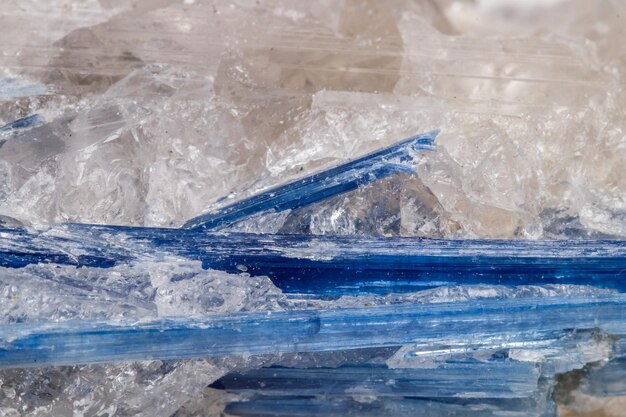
[
  {"left": 0, "top": 130, "right": 623, "bottom": 416},
  {"left": 210, "top": 362, "right": 541, "bottom": 398},
  {"left": 183, "top": 131, "right": 437, "bottom": 230},
  {"left": 0, "top": 114, "right": 43, "bottom": 133},
  {"left": 1, "top": 224, "right": 625, "bottom": 295},
  {"left": 0, "top": 114, "right": 44, "bottom": 147},
  {"left": 1, "top": 294, "right": 624, "bottom": 368},
  {"left": 222, "top": 396, "right": 550, "bottom": 417}
]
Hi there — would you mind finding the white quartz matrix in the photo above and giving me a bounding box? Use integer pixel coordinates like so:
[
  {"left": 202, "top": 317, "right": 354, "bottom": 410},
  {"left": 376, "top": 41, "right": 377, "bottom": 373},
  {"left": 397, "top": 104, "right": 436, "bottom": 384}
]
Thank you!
[{"left": 0, "top": 1, "right": 624, "bottom": 416}]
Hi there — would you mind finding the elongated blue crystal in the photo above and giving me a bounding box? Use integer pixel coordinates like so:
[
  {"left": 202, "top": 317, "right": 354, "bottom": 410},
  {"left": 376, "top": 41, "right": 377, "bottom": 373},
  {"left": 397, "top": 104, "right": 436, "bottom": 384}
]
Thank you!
[
  {"left": 209, "top": 328, "right": 608, "bottom": 414},
  {"left": 0, "top": 114, "right": 44, "bottom": 148},
  {"left": 222, "top": 396, "right": 548, "bottom": 417},
  {"left": 211, "top": 362, "right": 540, "bottom": 398},
  {"left": 183, "top": 131, "right": 438, "bottom": 230},
  {"left": 1, "top": 294, "right": 625, "bottom": 368},
  {"left": 0, "top": 114, "right": 43, "bottom": 133},
  {"left": 1, "top": 224, "right": 625, "bottom": 295}
]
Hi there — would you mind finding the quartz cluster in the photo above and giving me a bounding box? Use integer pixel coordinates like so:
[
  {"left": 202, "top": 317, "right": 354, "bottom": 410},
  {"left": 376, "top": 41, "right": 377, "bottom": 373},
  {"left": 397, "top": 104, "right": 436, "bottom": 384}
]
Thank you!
[{"left": 0, "top": 1, "right": 625, "bottom": 416}]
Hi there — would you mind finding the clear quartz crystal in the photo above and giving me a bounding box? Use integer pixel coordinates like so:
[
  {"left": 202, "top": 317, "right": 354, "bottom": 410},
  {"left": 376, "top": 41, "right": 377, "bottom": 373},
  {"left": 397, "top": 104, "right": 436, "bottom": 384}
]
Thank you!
[
  {"left": 0, "top": 0, "right": 622, "bottom": 237},
  {"left": 0, "top": 0, "right": 625, "bottom": 416}
]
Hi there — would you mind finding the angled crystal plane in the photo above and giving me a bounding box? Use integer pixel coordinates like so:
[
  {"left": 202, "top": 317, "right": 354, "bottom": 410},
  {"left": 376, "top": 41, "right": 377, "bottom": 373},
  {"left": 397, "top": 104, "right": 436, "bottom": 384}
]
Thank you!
[
  {"left": 1, "top": 224, "right": 625, "bottom": 295},
  {"left": 183, "top": 131, "right": 437, "bottom": 230}
]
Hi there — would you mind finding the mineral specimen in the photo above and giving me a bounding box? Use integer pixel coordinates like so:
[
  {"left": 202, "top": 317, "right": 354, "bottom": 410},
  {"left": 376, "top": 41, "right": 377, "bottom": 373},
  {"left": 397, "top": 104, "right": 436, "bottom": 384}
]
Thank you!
[{"left": 0, "top": 1, "right": 625, "bottom": 416}]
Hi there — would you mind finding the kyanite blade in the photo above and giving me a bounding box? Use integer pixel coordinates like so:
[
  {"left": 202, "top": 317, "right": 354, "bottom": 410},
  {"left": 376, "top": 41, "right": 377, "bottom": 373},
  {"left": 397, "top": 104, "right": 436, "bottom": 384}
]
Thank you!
[
  {"left": 1, "top": 224, "right": 625, "bottom": 295},
  {"left": 1, "top": 294, "right": 625, "bottom": 368},
  {"left": 182, "top": 131, "right": 437, "bottom": 230}
]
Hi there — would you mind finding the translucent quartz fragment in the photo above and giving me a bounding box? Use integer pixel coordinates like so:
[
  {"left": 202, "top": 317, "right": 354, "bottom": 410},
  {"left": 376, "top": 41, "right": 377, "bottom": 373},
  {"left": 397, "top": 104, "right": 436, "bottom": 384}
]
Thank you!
[
  {"left": 1, "top": 224, "right": 624, "bottom": 295},
  {"left": 183, "top": 131, "right": 437, "bottom": 230},
  {"left": 0, "top": 261, "right": 285, "bottom": 416},
  {"left": 1, "top": 294, "right": 625, "bottom": 368},
  {"left": 0, "top": 261, "right": 288, "bottom": 324},
  {"left": 580, "top": 339, "right": 626, "bottom": 397},
  {"left": 0, "top": 0, "right": 623, "bottom": 240},
  {"left": 295, "top": 89, "right": 626, "bottom": 239},
  {"left": 388, "top": 329, "right": 614, "bottom": 374},
  {"left": 0, "top": 78, "right": 51, "bottom": 100},
  {"left": 581, "top": 357, "right": 626, "bottom": 397}
]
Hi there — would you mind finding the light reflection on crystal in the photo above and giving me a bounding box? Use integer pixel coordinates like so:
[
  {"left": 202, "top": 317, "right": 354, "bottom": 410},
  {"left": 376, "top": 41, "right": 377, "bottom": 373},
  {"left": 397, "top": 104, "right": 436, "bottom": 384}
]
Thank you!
[{"left": 0, "top": 0, "right": 625, "bottom": 416}]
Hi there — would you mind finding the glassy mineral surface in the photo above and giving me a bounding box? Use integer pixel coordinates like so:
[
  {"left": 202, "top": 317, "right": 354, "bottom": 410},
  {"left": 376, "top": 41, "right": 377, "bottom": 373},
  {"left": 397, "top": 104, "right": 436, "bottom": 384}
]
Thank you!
[{"left": 0, "top": 1, "right": 625, "bottom": 416}]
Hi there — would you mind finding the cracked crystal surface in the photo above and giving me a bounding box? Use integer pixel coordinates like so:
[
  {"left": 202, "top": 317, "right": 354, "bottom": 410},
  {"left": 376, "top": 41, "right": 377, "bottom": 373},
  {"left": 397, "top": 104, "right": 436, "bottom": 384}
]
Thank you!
[{"left": 0, "top": 1, "right": 625, "bottom": 416}]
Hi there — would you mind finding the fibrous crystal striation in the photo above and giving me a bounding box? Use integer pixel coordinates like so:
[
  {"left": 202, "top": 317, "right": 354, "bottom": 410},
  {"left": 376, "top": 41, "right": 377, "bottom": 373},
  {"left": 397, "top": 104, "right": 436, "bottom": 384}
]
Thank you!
[{"left": 0, "top": 1, "right": 625, "bottom": 416}]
